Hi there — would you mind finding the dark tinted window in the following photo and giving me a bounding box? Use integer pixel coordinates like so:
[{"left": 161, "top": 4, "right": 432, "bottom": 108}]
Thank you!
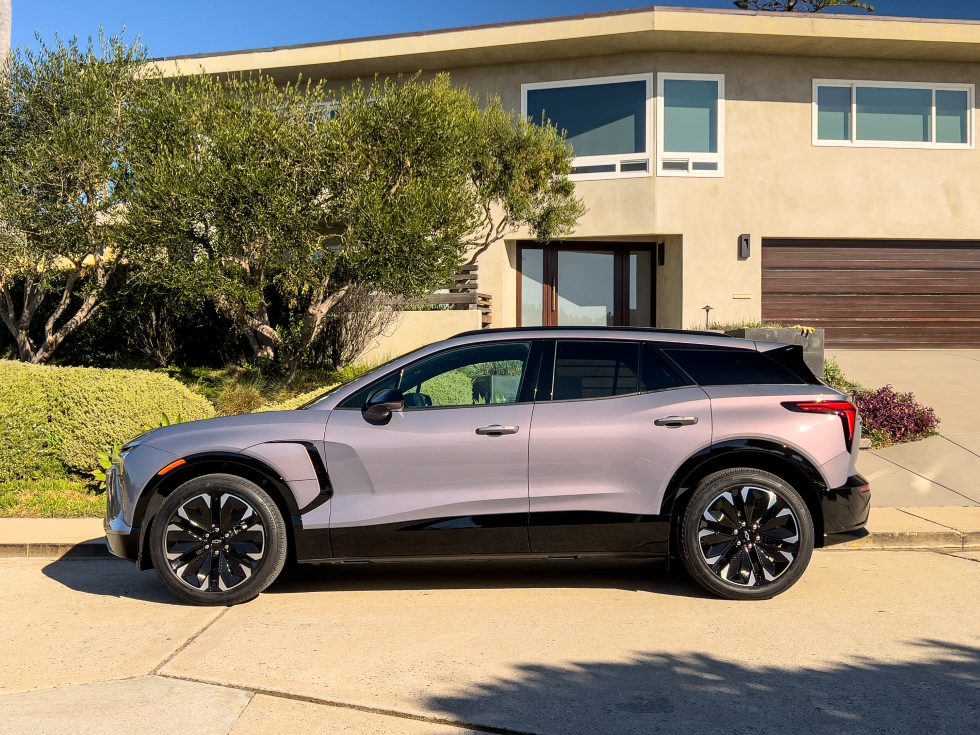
[
  {"left": 339, "top": 372, "right": 399, "bottom": 409},
  {"left": 640, "top": 343, "right": 692, "bottom": 391},
  {"left": 664, "top": 348, "right": 805, "bottom": 386},
  {"left": 553, "top": 341, "right": 640, "bottom": 400}
]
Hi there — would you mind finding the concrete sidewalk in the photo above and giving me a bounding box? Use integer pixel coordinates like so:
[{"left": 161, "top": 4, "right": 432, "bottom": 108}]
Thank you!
[
  {"left": 2, "top": 512, "right": 979, "bottom": 557},
  {"left": 830, "top": 349, "right": 980, "bottom": 508}
]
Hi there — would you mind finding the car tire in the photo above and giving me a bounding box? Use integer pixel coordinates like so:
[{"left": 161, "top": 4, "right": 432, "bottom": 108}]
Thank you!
[
  {"left": 679, "top": 467, "right": 814, "bottom": 600},
  {"left": 149, "top": 473, "right": 288, "bottom": 606}
]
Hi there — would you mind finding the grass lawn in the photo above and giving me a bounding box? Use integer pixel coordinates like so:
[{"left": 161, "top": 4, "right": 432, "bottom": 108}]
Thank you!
[{"left": 0, "top": 478, "right": 106, "bottom": 518}]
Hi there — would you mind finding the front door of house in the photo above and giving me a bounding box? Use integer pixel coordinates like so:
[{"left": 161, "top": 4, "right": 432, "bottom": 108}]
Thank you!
[{"left": 518, "top": 243, "right": 654, "bottom": 327}]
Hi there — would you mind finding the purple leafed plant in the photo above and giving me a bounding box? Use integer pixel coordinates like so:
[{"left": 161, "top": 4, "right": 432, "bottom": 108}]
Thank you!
[{"left": 854, "top": 385, "right": 940, "bottom": 444}]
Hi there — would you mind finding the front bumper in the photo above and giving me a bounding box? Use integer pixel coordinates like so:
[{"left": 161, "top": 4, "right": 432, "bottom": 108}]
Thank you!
[
  {"left": 820, "top": 474, "right": 871, "bottom": 542},
  {"left": 104, "top": 466, "right": 140, "bottom": 561},
  {"left": 104, "top": 516, "right": 140, "bottom": 561}
]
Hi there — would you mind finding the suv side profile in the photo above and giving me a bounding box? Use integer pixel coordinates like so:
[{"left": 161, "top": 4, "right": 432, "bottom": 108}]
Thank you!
[{"left": 105, "top": 328, "right": 870, "bottom": 605}]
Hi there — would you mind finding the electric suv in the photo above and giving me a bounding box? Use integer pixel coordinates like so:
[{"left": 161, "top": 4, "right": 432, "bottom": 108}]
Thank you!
[{"left": 105, "top": 327, "right": 870, "bottom": 605}]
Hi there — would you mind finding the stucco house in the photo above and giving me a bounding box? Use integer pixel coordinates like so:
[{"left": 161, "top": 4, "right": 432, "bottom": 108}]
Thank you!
[{"left": 161, "top": 6, "right": 980, "bottom": 355}]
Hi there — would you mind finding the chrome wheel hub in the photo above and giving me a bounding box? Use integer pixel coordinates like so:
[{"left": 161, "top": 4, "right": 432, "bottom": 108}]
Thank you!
[
  {"left": 164, "top": 492, "right": 265, "bottom": 593},
  {"left": 697, "top": 485, "right": 800, "bottom": 588}
]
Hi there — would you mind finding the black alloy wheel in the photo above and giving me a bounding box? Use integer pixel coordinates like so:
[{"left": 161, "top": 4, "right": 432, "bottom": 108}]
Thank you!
[
  {"left": 679, "top": 468, "right": 814, "bottom": 600},
  {"left": 150, "top": 473, "right": 287, "bottom": 605}
]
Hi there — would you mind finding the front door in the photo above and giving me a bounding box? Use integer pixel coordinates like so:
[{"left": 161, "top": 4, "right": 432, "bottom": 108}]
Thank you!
[
  {"left": 528, "top": 339, "right": 712, "bottom": 554},
  {"left": 324, "top": 341, "right": 536, "bottom": 557},
  {"left": 519, "top": 243, "right": 654, "bottom": 327}
]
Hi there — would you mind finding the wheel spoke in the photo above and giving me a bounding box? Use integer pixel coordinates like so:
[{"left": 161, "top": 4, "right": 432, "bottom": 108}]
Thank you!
[
  {"left": 165, "top": 489, "right": 266, "bottom": 595},
  {"left": 698, "top": 484, "right": 801, "bottom": 588}
]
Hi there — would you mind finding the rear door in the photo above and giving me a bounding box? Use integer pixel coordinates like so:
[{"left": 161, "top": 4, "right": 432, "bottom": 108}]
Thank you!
[{"left": 527, "top": 340, "right": 712, "bottom": 554}]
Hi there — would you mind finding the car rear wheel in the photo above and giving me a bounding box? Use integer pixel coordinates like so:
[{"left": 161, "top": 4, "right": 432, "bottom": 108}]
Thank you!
[
  {"left": 149, "top": 473, "right": 288, "bottom": 606},
  {"left": 679, "top": 468, "right": 814, "bottom": 600}
]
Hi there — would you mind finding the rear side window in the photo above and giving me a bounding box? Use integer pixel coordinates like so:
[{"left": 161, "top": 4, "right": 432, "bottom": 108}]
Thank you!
[
  {"left": 664, "top": 348, "right": 806, "bottom": 386},
  {"left": 553, "top": 341, "right": 640, "bottom": 400},
  {"left": 640, "top": 343, "right": 692, "bottom": 392}
]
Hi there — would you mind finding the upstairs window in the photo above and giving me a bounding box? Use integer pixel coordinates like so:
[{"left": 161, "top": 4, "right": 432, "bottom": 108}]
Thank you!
[
  {"left": 523, "top": 74, "right": 653, "bottom": 180},
  {"left": 657, "top": 73, "right": 725, "bottom": 177},
  {"left": 814, "top": 80, "right": 974, "bottom": 148}
]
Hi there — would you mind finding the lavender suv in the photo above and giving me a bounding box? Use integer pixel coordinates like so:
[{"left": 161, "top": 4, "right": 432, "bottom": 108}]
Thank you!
[{"left": 105, "top": 327, "right": 870, "bottom": 605}]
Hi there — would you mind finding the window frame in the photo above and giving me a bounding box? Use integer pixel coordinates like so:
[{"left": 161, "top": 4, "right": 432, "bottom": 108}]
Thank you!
[
  {"left": 812, "top": 78, "right": 975, "bottom": 150},
  {"left": 521, "top": 73, "right": 654, "bottom": 182},
  {"left": 656, "top": 72, "right": 726, "bottom": 178}
]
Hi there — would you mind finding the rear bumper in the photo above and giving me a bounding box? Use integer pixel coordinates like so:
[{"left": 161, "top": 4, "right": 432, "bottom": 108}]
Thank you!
[{"left": 820, "top": 474, "right": 871, "bottom": 540}]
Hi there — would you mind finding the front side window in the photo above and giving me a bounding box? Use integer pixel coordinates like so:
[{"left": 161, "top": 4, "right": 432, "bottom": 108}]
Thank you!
[
  {"left": 523, "top": 74, "right": 653, "bottom": 180},
  {"left": 814, "top": 80, "right": 974, "bottom": 148},
  {"left": 657, "top": 73, "right": 725, "bottom": 177},
  {"left": 399, "top": 342, "right": 531, "bottom": 409}
]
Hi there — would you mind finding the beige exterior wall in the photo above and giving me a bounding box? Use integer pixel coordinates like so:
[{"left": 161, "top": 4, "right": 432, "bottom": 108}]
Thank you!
[
  {"left": 356, "top": 309, "right": 482, "bottom": 365},
  {"left": 438, "top": 51, "right": 980, "bottom": 329}
]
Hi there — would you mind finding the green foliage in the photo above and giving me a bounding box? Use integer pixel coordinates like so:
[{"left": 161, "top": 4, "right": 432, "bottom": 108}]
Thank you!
[
  {"left": 216, "top": 382, "right": 267, "bottom": 416},
  {"left": 420, "top": 371, "right": 474, "bottom": 407},
  {"left": 91, "top": 443, "right": 121, "bottom": 492},
  {"left": 0, "top": 360, "right": 214, "bottom": 481},
  {"left": 823, "top": 358, "right": 858, "bottom": 393},
  {"left": 255, "top": 385, "right": 342, "bottom": 413},
  {"left": 734, "top": 0, "right": 874, "bottom": 11},
  {"left": 0, "top": 32, "right": 166, "bottom": 363},
  {"left": 0, "top": 478, "right": 106, "bottom": 518},
  {"left": 134, "top": 72, "right": 582, "bottom": 374}
]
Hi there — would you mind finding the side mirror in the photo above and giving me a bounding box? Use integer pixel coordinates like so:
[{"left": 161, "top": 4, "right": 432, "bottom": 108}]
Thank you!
[{"left": 362, "top": 388, "right": 404, "bottom": 425}]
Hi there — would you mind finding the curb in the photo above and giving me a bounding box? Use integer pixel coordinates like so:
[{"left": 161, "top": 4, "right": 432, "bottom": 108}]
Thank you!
[
  {"left": 0, "top": 534, "right": 977, "bottom": 560},
  {"left": 0, "top": 540, "right": 109, "bottom": 559}
]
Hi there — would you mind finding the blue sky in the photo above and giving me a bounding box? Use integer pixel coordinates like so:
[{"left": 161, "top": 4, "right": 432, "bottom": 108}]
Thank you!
[{"left": 13, "top": 1, "right": 980, "bottom": 58}]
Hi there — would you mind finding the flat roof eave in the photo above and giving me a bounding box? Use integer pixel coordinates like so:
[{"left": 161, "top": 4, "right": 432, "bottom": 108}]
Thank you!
[{"left": 155, "top": 6, "right": 980, "bottom": 79}]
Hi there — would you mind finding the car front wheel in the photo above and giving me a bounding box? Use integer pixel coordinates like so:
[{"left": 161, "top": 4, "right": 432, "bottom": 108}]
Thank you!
[
  {"left": 149, "top": 473, "right": 288, "bottom": 606},
  {"left": 679, "top": 467, "right": 814, "bottom": 600}
]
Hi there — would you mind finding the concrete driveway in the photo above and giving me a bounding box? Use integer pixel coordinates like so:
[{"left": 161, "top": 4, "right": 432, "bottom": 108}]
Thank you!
[
  {"left": 2, "top": 554, "right": 979, "bottom": 734},
  {"left": 829, "top": 350, "right": 980, "bottom": 507}
]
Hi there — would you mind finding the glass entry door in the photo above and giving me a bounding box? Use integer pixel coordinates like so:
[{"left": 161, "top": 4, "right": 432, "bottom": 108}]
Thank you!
[{"left": 519, "top": 243, "right": 654, "bottom": 327}]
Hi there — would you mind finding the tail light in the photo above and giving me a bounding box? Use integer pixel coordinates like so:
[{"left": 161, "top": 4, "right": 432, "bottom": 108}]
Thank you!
[{"left": 781, "top": 400, "right": 857, "bottom": 451}]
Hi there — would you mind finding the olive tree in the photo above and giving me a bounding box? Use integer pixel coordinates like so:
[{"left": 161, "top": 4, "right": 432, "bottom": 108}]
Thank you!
[
  {"left": 734, "top": 0, "right": 874, "bottom": 10},
  {"left": 136, "top": 72, "right": 582, "bottom": 378},
  {"left": 0, "top": 33, "right": 161, "bottom": 363}
]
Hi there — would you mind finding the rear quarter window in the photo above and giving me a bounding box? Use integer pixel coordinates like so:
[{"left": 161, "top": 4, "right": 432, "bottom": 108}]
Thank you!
[{"left": 664, "top": 348, "right": 806, "bottom": 386}]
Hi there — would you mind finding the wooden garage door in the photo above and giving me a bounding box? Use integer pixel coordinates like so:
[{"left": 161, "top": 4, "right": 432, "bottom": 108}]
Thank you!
[{"left": 762, "top": 239, "right": 980, "bottom": 348}]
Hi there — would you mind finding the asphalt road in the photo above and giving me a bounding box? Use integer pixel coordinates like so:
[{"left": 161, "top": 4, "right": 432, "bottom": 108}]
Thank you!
[{"left": 1, "top": 551, "right": 978, "bottom": 735}]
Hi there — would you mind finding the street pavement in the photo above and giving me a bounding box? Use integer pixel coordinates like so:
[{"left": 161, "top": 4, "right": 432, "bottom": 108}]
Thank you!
[{"left": 1, "top": 552, "right": 978, "bottom": 734}]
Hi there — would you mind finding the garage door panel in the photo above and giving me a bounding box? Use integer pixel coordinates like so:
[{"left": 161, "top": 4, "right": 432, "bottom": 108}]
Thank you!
[
  {"left": 763, "top": 272, "right": 980, "bottom": 295},
  {"left": 762, "top": 239, "right": 980, "bottom": 348}
]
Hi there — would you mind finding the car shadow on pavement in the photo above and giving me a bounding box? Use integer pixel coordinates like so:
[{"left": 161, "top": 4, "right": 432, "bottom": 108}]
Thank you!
[
  {"left": 269, "top": 558, "right": 715, "bottom": 599},
  {"left": 424, "top": 639, "right": 980, "bottom": 735},
  {"left": 41, "top": 553, "right": 188, "bottom": 606}
]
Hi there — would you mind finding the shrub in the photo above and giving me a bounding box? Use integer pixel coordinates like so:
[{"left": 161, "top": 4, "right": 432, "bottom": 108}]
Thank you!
[
  {"left": 216, "top": 381, "right": 267, "bottom": 415},
  {"left": 421, "top": 371, "right": 474, "bottom": 407},
  {"left": 255, "top": 385, "right": 341, "bottom": 412},
  {"left": 854, "top": 385, "right": 939, "bottom": 446},
  {"left": 823, "top": 358, "right": 858, "bottom": 393},
  {"left": 0, "top": 361, "right": 214, "bottom": 481}
]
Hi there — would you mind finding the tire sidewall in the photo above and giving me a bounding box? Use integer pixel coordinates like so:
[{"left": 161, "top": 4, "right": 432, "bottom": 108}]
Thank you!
[
  {"left": 149, "top": 473, "right": 288, "bottom": 606},
  {"left": 680, "top": 468, "right": 814, "bottom": 600}
]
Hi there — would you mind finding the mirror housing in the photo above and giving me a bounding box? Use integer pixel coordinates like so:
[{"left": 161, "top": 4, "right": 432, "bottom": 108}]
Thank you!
[{"left": 362, "top": 388, "right": 404, "bottom": 425}]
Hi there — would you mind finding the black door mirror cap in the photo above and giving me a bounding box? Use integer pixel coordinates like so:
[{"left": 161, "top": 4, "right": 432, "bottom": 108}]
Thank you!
[{"left": 362, "top": 388, "right": 405, "bottom": 425}]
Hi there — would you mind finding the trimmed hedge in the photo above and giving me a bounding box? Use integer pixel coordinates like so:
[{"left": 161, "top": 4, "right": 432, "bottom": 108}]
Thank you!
[
  {"left": 255, "top": 384, "right": 340, "bottom": 412},
  {"left": 0, "top": 361, "right": 214, "bottom": 481},
  {"left": 421, "top": 371, "right": 474, "bottom": 407}
]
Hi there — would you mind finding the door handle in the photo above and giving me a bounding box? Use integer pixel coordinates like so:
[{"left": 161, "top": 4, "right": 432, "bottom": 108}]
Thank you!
[
  {"left": 654, "top": 416, "right": 699, "bottom": 427},
  {"left": 475, "top": 424, "right": 520, "bottom": 436}
]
